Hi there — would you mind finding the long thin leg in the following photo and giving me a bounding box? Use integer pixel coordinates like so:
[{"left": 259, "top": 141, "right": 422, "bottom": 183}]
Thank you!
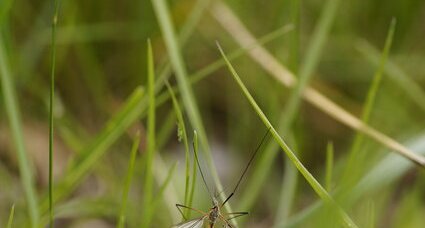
[
  {"left": 218, "top": 215, "right": 234, "bottom": 228},
  {"left": 225, "top": 212, "right": 249, "bottom": 220},
  {"left": 176, "top": 204, "right": 207, "bottom": 220}
]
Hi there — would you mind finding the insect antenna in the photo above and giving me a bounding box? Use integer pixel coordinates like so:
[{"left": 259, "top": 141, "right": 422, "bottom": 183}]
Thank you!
[
  {"left": 192, "top": 130, "right": 214, "bottom": 201},
  {"left": 221, "top": 127, "right": 271, "bottom": 207}
]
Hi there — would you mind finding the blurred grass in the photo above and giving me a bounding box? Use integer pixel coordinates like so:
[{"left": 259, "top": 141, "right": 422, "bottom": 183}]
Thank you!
[
  {"left": 117, "top": 132, "right": 140, "bottom": 228},
  {"left": 0, "top": 0, "right": 424, "bottom": 227},
  {"left": 0, "top": 33, "right": 39, "bottom": 228}
]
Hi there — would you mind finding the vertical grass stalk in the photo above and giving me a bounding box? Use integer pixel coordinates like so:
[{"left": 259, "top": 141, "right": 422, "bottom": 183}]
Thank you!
[
  {"left": 49, "top": 0, "right": 61, "bottom": 226},
  {"left": 341, "top": 18, "right": 396, "bottom": 191},
  {"left": 218, "top": 44, "right": 358, "bottom": 228},
  {"left": 141, "top": 39, "right": 156, "bottom": 228},
  {"left": 7, "top": 204, "right": 15, "bottom": 228},
  {"left": 0, "top": 30, "right": 40, "bottom": 228},
  {"left": 117, "top": 132, "right": 141, "bottom": 228},
  {"left": 165, "top": 81, "right": 192, "bottom": 218}
]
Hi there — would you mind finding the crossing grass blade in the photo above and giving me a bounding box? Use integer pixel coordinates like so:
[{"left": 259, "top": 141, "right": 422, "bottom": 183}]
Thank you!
[
  {"left": 341, "top": 18, "right": 396, "bottom": 191},
  {"left": 117, "top": 132, "right": 141, "bottom": 228},
  {"left": 150, "top": 0, "right": 238, "bottom": 224},
  {"left": 7, "top": 204, "right": 15, "bottom": 228},
  {"left": 141, "top": 39, "right": 157, "bottom": 228},
  {"left": 49, "top": 0, "right": 62, "bottom": 226},
  {"left": 39, "top": 87, "right": 145, "bottom": 219},
  {"left": 165, "top": 81, "right": 193, "bottom": 218},
  {"left": 325, "top": 142, "right": 334, "bottom": 191},
  {"left": 218, "top": 43, "right": 359, "bottom": 228},
  {"left": 0, "top": 32, "right": 40, "bottom": 228}
]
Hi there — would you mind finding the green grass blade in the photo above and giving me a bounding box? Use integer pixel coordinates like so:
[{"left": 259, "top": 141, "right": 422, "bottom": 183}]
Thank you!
[
  {"left": 356, "top": 40, "right": 425, "bottom": 113},
  {"left": 240, "top": 0, "right": 339, "bottom": 212},
  {"left": 152, "top": 161, "right": 178, "bottom": 210},
  {"left": 153, "top": 24, "right": 293, "bottom": 112},
  {"left": 218, "top": 44, "right": 358, "bottom": 228},
  {"left": 40, "top": 87, "right": 145, "bottom": 215},
  {"left": 0, "top": 34, "right": 39, "bottom": 228},
  {"left": 273, "top": 134, "right": 299, "bottom": 227},
  {"left": 150, "top": 0, "right": 235, "bottom": 219},
  {"left": 274, "top": 0, "right": 300, "bottom": 223},
  {"left": 0, "top": 0, "right": 14, "bottom": 25},
  {"left": 141, "top": 39, "right": 157, "bottom": 228},
  {"left": 117, "top": 132, "right": 141, "bottom": 228},
  {"left": 188, "top": 131, "right": 198, "bottom": 218},
  {"left": 325, "top": 142, "right": 334, "bottom": 191},
  {"left": 341, "top": 19, "right": 396, "bottom": 189},
  {"left": 282, "top": 0, "right": 340, "bottom": 130},
  {"left": 165, "top": 81, "right": 192, "bottom": 217},
  {"left": 7, "top": 204, "right": 15, "bottom": 228},
  {"left": 48, "top": 0, "right": 61, "bottom": 227}
]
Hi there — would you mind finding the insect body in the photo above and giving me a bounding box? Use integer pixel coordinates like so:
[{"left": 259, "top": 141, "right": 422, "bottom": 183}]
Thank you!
[{"left": 173, "top": 129, "right": 270, "bottom": 228}]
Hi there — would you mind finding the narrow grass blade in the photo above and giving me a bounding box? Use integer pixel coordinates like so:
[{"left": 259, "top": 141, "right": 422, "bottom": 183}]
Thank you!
[
  {"left": 211, "top": 2, "right": 425, "bottom": 166},
  {"left": 48, "top": 0, "right": 62, "bottom": 226},
  {"left": 356, "top": 40, "right": 425, "bottom": 113},
  {"left": 0, "top": 0, "right": 14, "bottom": 25},
  {"left": 40, "top": 87, "right": 145, "bottom": 214},
  {"left": 188, "top": 131, "right": 198, "bottom": 218},
  {"left": 325, "top": 142, "right": 334, "bottom": 191},
  {"left": 117, "top": 132, "right": 141, "bottom": 228},
  {"left": 281, "top": 132, "right": 425, "bottom": 228},
  {"left": 239, "top": 0, "right": 340, "bottom": 213},
  {"left": 150, "top": 0, "right": 236, "bottom": 221},
  {"left": 141, "top": 39, "right": 157, "bottom": 228},
  {"left": 273, "top": 134, "right": 299, "bottom": 227},
  {"left": 165, "top": 81, "right": 192, "bottom": 217},
  {"left": 154, "top": 24, "right": 293, "bottom": 112},
  {"left": 218, "top": 44, "right": 358, "bottom": 228},
  {"left": 0, "top": 34, "right": 39, "bottom": 228},
  {"left": 341, "top": 19, "right": 396, "bottom": 189},
  {"left": 152, "top": 161, "right": 178, "bottom": 210},
  {"left": 7, "top": 204, "right": 15, "bottom": 228}
]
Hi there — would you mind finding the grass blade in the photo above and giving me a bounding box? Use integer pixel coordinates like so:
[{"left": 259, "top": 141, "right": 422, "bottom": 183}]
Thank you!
[
  {"left": 211, "top": 2, "right": 425, "bottom": 166},
  {"left": 152, "top": 161, "right": 178, "bottom": 210},
  {"left": 218, "top": 43, "right": 358, "bottom": 228},
  {"left": 141, "top": 39, "right": 157, "bottom": 228},
  {"left": 356, "top": 40, "right": 425, "bottom": 113},
  {"left": 117, "top": 132, "right": 141, "bottom": 228},
  {"left": 165, "top": 81, "right": 192, "bottom": 217},
  {"left": 0, "top": 33, "right": 39, "bottom": 228},
  {"left": 48, "top": 0, "right": 61, "bottom": 226},
  {"left": 150, "top": 0, "right": 236, "bottom": 221},
  {"left": 0, "top": 0, "right": 14, "bottom": 25},
  {"left": 7, "top": 204, "right": 15, "bottom": 228},
  {"left": 341, "top": 19, "right": 396, "bottom": 190},
  {"left": 40, "top": 87, "right": 145, "bottom": 217},
  {"left": 325, "top": 142, "right": 334, "bottom": 191}
]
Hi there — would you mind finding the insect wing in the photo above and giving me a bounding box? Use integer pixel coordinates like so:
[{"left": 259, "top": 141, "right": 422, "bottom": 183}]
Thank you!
[{"left": 173, "top": 217, "right": 206, "bottom": 228}]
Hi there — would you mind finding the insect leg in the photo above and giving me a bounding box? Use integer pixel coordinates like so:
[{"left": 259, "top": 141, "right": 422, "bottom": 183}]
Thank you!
[{"left": 176, "top": 203, "right": 208, "bottom": 220}]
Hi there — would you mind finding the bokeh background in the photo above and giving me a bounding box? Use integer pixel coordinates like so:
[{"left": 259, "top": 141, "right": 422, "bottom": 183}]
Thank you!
[{"left": 0, "top": 0, "right": 424, "bottom": 227}]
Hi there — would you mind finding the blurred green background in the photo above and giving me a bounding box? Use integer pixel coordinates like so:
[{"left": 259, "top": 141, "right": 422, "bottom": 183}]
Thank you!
[{"left": 0, "top": 0, "right": 424, "bottom": 227}]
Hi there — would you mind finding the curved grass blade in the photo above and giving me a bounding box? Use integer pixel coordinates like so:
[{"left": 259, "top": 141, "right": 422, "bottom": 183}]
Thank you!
[
  {"left": 7, "top": 204, "right": 15, "bottom": 228},
  {"left": 218, "top": 43, "right": 358, "bottom": 228},
  {"left": 150, "top": 0, "right": 238, "bottom": 224},
  {"left": 48, "top": 0, "right": 62, "bottom": 226},
  {"left": 166, "top": 81, "right": 193, "bottom": 218},
  {"left": 0, "top": 31, "right": 39, "bottom": 228},
  {"left": 341, "top": 18, "right": 396, "bottom": 192},
  {"left": 141, "top": 39, "right": 157, "bottom": 228},
  {"left": 117, "top": 132, "right": 141, "bottom": 228},
  {"left": 211, "top": 1, "right": 425, "bottom": 167}
]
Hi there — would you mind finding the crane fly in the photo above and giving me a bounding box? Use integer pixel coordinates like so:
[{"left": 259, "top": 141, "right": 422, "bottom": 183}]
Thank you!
[{"left": 173, "top": 128, "right": 271, "bottom": 228}]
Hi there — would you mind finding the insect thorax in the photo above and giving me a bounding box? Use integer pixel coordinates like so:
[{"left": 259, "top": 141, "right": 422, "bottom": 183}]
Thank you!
[{"left": 208, "top": 205, "right": 220, "bottom": 225}]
